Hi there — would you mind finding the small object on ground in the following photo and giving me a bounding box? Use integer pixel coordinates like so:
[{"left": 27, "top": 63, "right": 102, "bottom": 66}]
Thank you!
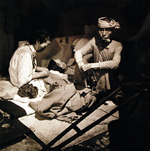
[{"left": 2, "top": 123, "right": 10, "bottom": 128}]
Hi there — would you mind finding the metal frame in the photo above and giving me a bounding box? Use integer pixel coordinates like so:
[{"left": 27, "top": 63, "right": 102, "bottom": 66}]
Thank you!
[{"left": 41, "top": 85, "right": 147, "bottom": 151}]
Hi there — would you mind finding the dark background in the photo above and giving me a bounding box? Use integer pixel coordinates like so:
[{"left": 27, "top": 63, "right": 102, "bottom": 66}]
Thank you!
[
  {"left": 1, "top": 0, "right": 150, "bottom": 79},
  {"left": 5, "top": 0, "right": 150, "bottom": 41}
]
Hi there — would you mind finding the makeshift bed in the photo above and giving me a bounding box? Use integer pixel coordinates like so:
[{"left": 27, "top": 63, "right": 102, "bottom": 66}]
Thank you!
[
  {"left": 0, "top": 73, "right": 149, "bottom": 151},
  {"left": 0, "top": 73, "right": 118, "bottom": 149}
]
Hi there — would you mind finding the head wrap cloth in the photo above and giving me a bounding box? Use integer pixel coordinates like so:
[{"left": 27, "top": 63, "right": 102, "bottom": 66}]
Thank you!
[{"left": 98, "top": 17, "right": 120, "bottom": 29}]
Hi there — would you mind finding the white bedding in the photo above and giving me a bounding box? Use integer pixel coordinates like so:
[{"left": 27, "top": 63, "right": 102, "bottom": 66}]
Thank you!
[
  {"left": 0, "top": 80, "right": 18, "bottom": 99},
  {"left": 0, "top": 80, "right": 46, "bottom": 115},
  {"left": 0, "top": 80, "right": 119, "bottom": 149},
  {"left": 0, "top": 71, "right": 68, "bottom": 116},
  {"left": 11, "top": 95, "right": 38, "bottom": 115}
]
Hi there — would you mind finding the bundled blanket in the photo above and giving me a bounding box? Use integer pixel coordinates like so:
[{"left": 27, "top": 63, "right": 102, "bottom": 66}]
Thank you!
[
  {"left": 29, "top": 79, "right": 97, "bottom": 123},
  {"left": 0, "top": 74, "right": 97, "bottom": 123}
]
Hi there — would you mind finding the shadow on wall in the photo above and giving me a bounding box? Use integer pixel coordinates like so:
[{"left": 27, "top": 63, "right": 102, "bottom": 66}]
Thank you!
[
  {"left": 36, "top": 36, "right": 79, "bottom": 67},
  {"left": 0, "top": 10, "right": 15, "bottom": 77},
  {"left": 119, "top": 33, "right": 150, "bottom": 80},
  {"left": 36, "top": 24, "right": 97, "bottom": 68}
]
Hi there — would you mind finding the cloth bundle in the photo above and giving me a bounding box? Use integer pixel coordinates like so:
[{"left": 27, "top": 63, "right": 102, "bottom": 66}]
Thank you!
[
  {"left": 29, "top": 83, "right": 77, "bottom": 118},
  {"left": 29, "top": 78, "right": 97, "bottom": 122}
]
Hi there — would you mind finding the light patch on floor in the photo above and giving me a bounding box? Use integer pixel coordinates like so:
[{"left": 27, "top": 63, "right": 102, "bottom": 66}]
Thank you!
[{"left": 0, "top": 101, "right": 119, "bottom": 151}]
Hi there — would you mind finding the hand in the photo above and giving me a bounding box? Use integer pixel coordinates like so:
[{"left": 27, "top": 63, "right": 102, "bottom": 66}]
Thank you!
[
  {"left": 77, "top": 61, "right": 84, "bottom": 69},
  {"left": 81, "top": 63, "right": 92, "bottom": 72},
  {"left": 78, "top": 63, "right": 92, "bottom": 79},
  {"left": 41, "top": 70, "right": 50, "bottom": 77},
  {"left": 32, "top": 70, "right": 50, "bottom": 79},
  {"left": 37, "top": 66, "right": 49, "bottom": 72}
]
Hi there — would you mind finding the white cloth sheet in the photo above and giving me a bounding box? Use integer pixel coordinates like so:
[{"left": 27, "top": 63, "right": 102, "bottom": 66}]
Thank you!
[{"left": 0, "top": 80, "right": 46, "bottom": 115}]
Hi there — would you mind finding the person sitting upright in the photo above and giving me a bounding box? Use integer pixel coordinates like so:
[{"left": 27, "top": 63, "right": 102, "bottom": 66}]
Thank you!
[
  {"left": 74, "top": 17, "right": 123, "bottom": 92},
  {"left": 9, "top": 29, "right": 51, "bottom": 88}
]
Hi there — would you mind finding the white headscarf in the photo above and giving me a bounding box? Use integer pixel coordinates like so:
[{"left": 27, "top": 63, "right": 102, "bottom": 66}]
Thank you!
[{"left": 98, "top": 17, "right": 120, "bottom": 29}]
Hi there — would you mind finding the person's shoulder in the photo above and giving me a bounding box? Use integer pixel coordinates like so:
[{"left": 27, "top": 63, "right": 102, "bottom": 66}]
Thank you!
[
  {"left": 112, "top": 40, "right": 122, "bottom": 45},
  {"left": 91, "top": 37, "right": 96, "bottom": 41},
  {"left": 88, "top": 37, "right": 96, "bottom": 44},
  {"left": 15, "top": 45, "right": 31, "bottom": 59},
  {"left": 112, "top": 40, "right": 123, "bottom": 47},
  {"left": 17, "top": 45, "right": 31, "bottom": 54}
]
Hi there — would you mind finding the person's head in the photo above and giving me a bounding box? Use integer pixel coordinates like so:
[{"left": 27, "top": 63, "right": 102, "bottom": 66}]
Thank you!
[
  {"left": 97, "top": 17, "right": 120, "bottom": 42},
  {"left": 29, "top": 29, "right": 51, "bottom": 52}
]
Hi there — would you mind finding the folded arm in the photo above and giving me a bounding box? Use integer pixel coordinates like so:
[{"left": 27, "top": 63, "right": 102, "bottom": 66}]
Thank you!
[{"left": 75, "top": 40, "right": 122, "bottom": 72}]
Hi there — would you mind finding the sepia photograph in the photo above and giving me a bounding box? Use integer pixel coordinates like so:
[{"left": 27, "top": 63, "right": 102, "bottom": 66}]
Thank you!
[{"left": 0, "top": 0, "right": 150, "bottom": 151}]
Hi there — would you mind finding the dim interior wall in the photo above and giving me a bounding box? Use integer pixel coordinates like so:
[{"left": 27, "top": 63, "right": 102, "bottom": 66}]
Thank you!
[
  {"left": 36, "top": 36, "right": 79, "bottom": 67},
  {"left": 0, "top": 9, "right": 15, "bottom": 76}
]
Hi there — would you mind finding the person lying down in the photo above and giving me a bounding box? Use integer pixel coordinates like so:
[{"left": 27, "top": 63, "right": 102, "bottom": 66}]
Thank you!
[{"left": 15, "top": 70, "right": 97, "bottom": 123}]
